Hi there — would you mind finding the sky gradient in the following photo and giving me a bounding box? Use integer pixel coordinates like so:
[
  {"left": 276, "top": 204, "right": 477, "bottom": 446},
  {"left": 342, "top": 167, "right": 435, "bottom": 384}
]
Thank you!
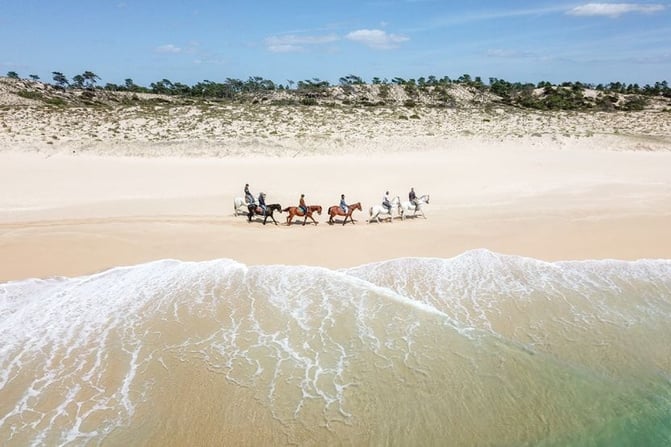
[{"left": 1, "top": 1, "right": 669, "bottom": 87}]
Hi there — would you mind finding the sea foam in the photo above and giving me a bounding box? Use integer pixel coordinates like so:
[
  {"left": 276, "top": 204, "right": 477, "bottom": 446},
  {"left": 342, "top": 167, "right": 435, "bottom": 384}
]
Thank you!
[{"left": 1, "top": 251, "right": 670, "bottom": 446}]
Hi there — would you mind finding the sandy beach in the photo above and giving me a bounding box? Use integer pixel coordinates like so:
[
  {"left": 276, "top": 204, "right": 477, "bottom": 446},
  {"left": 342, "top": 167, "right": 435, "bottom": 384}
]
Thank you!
[
  {"left": 2, "top": 122, "right": 670, "bottom": 282},
  {"left": 3, "top": 93, "right": 671, "bottom": 447}
]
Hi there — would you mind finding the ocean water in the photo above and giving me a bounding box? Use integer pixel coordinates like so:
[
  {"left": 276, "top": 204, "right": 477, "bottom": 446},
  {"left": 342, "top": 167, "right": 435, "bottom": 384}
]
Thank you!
[{"left": 1, "top": 249, "right": 670, "bottom": 446}]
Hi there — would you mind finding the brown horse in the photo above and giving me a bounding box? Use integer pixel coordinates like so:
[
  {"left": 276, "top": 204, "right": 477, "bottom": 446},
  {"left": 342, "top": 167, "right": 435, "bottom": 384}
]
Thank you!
[
  {"left": 247, "top": 203, "right": 282, "bottom": 225},
  {"left": 283, "top": 205, "right": 322, "bottom": 226},
  {"left": 327, "top": 202, "right": 362, "bottom": 225}
]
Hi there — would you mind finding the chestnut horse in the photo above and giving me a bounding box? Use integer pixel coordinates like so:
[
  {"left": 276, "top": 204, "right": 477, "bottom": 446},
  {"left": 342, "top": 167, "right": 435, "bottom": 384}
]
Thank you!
[
  {"left": 247, "top": 203, "right": 282, "bottom": 225},
  {"left": 327, "top": 202, "right": 362, "bottom": 225},
  {"left": 283, "top": 205, "right": 322, "bottom": 226}
]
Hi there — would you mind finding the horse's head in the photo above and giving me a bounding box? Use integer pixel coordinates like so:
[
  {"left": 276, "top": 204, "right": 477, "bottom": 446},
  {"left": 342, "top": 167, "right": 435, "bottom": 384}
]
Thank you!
[
  {"left": 270, "top": 203, "right": 282, "bottom": 213},
  {"left": 352, "top": 202, "right": 362, "bottom": 211},
  {"left": 422, "top": 194, "right": 430, "bottom": 204},
  {"left": 313, "top": 205, "right": 322, "bottom": 215}
]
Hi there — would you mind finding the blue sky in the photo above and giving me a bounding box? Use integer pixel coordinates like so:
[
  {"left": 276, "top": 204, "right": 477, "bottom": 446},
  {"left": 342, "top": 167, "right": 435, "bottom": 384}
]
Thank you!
[{"left": 1, "top": 1, "right": 669, "bottom": 87}]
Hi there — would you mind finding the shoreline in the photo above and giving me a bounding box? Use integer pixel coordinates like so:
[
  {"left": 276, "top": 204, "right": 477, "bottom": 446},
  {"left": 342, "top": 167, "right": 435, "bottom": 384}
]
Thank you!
[{"left": 2, "top": 211, "right": 671, "bottom": 282}]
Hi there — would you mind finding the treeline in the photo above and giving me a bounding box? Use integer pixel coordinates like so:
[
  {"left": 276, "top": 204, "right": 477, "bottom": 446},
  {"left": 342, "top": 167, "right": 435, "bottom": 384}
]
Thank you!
[{"left": 5, "top": 69, "right": 671, "bottom": 111}]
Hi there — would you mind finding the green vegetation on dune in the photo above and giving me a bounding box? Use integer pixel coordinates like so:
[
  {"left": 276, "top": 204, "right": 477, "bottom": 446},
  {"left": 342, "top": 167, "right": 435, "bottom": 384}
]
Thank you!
[{"left": 2, "top": 70, "right": 670, "bottom": 112}]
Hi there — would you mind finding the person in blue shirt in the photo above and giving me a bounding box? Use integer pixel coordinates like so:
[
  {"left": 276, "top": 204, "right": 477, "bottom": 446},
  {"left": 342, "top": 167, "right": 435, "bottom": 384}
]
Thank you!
[
  {"left": 299, "top": 194, "right": 308, "bottom": 215},
  {"left": 258, "top": 192, "right": 267, "bottom": 215},
  {"left": 244, "top": 183, "right": 255, "bottom": 204},
  {"left": 339, "top": 194, "right": 348, "bottom": 214},
  {"left": 382, "top": 191, "right": 392, "bottom": 212}
]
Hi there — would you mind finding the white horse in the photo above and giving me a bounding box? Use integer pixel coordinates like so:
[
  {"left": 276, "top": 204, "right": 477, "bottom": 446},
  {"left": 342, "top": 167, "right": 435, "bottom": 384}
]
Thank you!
[
  {"left": 398, "top": 194, "right": 430, "bottom": 220},
  {"left": 233, "top": 197, "right": 253, "bottom": 216},
  {"left": 368, "top": 196, "right": 401, "bottom": 223}
]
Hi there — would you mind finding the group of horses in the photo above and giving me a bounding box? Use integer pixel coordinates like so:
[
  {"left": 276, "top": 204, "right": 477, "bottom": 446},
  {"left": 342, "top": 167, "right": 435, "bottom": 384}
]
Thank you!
[{"left": 233, "top": 194, "right": 430, "bottom": 226}]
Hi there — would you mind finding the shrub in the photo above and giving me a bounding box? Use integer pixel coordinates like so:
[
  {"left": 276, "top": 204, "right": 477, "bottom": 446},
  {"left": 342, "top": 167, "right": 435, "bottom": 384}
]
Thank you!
[
  {"left": 46, "top": 98, "right": 66, "bottom": 106},
  {"left": 620, "top": 96, "right": 648, "bottom": 111},
  {"left": 300, "top": 97, "right": 317, "bottom": 106},
  {"left": 17, "top": 90, "right": 43, "bottom": 100},
  {"left": 378, "top": 84, "right": 390, "bottom": 99}
]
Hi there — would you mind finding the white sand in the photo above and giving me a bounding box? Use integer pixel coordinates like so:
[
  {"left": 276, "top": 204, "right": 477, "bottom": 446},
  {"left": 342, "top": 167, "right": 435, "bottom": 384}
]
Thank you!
[{"left": 2, "top": 133, "right": 670, "bottom": 281}]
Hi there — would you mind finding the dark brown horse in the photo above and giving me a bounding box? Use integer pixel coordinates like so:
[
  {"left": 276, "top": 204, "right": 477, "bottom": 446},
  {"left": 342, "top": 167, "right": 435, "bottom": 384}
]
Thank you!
[
  {"left": 247, "top": 203, "right": 282, "bottom": 225},
  {"left": 283, "top": 205, "right": 322, "bottom": 226},
  {"left": 327, "top": 202, "right": 362, "bottom": 225}
]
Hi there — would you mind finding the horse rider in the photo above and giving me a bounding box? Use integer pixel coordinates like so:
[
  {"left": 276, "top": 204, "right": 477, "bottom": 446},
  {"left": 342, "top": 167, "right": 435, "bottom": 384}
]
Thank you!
[
  {"left": 339, "top": 194, "right": 349, "bottom": 214},
  {"left": 409, "top": 187, "right": 419, "bottom": 211},
  {"left": 244, "top": 183, "right": 255, "bottom": 205},
  {"left": 258, "top": 192, "right": 267, "bottom": 215},
  {"left": 299, "top": 194, "right": 307, "bottom": 216},
  {"left": 382, "top": 191, "right": 392, "bottom": 213}
]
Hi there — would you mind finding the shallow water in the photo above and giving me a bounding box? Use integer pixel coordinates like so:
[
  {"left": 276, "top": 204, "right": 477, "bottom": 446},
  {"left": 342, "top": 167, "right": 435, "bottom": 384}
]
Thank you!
[{"left": 1, "top": 250, "right": 670, "bottom": 446}]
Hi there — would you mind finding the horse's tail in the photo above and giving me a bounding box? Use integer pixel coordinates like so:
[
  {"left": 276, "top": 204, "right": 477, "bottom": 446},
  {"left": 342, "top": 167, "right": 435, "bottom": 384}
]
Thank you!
[{"left": 369, "top": 207, "right": 373, "bottom": 216}]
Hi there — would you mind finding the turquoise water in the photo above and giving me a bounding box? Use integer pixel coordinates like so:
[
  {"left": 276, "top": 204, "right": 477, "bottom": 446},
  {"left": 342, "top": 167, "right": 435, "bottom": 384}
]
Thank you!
[{"left": 1, "top": 250, "right": 670, "bottom": 446}]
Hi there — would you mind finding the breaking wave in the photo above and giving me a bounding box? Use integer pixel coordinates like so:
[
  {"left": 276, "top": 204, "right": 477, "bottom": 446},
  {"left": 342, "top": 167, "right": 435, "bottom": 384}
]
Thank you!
[{"left": 1, "top": 250, "right": 670, "bottom": 446}]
